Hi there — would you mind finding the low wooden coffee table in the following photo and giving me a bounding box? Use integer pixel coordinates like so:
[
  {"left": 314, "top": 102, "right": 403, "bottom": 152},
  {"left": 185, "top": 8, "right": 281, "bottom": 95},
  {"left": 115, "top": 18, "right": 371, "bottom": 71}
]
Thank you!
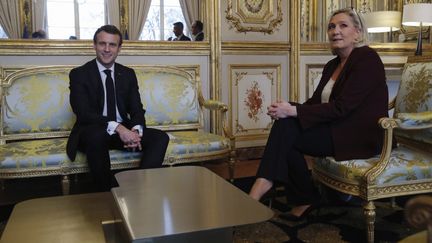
[
  {"left": 0, "top": 192, "right": 121, "bottom": 243},
  {"left": 112, "top": 166, "right": 274, "bottom": 242},
  {"left": 1, "top": 166, "right": 273, "bottom": 243}
]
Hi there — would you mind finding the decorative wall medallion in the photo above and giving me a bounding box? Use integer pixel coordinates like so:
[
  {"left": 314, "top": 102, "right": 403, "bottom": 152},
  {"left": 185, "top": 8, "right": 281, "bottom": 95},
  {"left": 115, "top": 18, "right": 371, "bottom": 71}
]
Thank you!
[
  {"left": 226, "top": 0, "right": 283, "bottom": 34},
  {"left": 245, "top": 0, "right": 265, "bottom": 13}
]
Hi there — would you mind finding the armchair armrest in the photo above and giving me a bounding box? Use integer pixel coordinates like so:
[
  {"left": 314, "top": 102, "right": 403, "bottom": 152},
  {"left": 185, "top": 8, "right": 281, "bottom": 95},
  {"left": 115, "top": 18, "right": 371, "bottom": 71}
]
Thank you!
[
  {"left": 364, "top": 114, "right": 431, "bottom": 184},
  {"left": 388, "top": 97, "right": 395, "bottom": 110},
  {"left": 198, "top": 94, "right": 231, "bottom": 138},
  {"left": 363, "top": 117, "right": 398, "bottom": 184},
  {"left": 202, "top": 99, "right": 228, "bottom": 112},
  {"left": 396, "top": 111, "right": 432, "bottom": 129}
]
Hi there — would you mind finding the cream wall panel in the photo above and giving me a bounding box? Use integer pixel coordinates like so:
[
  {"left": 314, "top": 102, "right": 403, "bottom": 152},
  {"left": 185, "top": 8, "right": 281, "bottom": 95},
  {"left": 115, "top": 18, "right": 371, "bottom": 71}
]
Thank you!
[
  {"left": 221, "top": 54, "right": 289, "bottom": 148},
  {"left": 300, "top": 55, "right": 333, "bottom": 102},
  {"left": 220, "top": 0, "right": 289, "bottom": 42}
]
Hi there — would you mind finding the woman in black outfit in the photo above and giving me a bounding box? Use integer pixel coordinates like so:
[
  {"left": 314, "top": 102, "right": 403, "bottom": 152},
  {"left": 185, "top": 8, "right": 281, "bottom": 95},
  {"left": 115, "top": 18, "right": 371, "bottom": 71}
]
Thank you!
[{"left": 249, "top": 8, "right": 389, "bottom": 220}]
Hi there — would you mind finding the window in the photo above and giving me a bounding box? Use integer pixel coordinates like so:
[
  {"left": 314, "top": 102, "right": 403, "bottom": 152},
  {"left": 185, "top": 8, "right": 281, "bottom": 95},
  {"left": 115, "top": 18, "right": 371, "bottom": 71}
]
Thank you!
[
  {"left": 140, "top": 0, "right": 188, "bottom": 41},
  {"left": 0, "top": 25, "right": 7, "bottom": 39},
  {"left": 47, "top": 0, "right": 105, "bottom": 39}
]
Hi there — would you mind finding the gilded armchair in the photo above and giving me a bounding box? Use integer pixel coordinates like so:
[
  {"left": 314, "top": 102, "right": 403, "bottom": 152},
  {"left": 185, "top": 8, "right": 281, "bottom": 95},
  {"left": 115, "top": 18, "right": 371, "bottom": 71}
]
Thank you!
[
  {"left": 400, "top": 195, "right": 432, "bottom": 243},
  {"left": 312, "top": 56, "right": 432, "bottom": 243}
]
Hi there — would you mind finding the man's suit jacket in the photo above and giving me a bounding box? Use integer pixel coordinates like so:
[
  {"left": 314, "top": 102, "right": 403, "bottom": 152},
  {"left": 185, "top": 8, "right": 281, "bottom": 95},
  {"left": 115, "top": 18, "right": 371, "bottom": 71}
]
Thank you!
[
  {"left": 297, "top": 46, "right": 388, "bottom": 161},
  {"left": 194, "top": 32, "right": 204, "bottom": 41},
  {"left": 66, "top": 59, "right": 146, "bottom": 161},
  {"left": 169, "top": 34, "right": 191, "bottom": 41}
]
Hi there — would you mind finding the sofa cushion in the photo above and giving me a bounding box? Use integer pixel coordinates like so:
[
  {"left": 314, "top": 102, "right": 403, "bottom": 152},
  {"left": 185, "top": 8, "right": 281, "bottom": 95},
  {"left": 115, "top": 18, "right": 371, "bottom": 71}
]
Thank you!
[
  {"left": 135, "top": 67, "right": 200, "bottom": 128},
  {"left": 2, "top": 68, "right": 75, "bottom": 135},
  {"left": 1, "top": 66, "right": 203, "bottom": 137},
  {"left": 0, "top": 131, "right": 230, "bottom": 175},
  {"left": 314, "top": 144, "right": 432, "bottom": 186}
]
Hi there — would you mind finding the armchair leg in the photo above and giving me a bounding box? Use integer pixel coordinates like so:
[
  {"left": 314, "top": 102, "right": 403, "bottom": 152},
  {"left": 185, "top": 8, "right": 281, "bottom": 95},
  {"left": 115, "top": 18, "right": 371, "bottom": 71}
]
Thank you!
[
  {"left": 0, "top": 179, "right": 4, "bottom": 191},
  {"left": 228, "top": 155, "right": 236, "bottom": 183},
  {"left": 62, "top": 175, "right": 70, "bottom": 195},
  {"left": 364, "top": 201, "right": 376, "bottom": 243},
  {"left": 390, "top": 197, "right": 396, "bottom": 208}
]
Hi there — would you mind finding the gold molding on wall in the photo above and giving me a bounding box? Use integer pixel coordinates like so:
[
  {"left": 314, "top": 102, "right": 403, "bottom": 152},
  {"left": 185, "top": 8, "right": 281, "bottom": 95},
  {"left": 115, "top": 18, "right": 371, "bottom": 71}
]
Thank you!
[
  {"left": 0, "top": 40, "right": 210, "bottom": 56},
  {"left": 221, "top": 41, "right": 290, "bottom": 55},
  {"left": 290, "top": 0, "right": 300, "bottom": 102},
  {"left": 210, "top": 0, "right": 222, "bottom": 134},
  {"left": 300, "top": 42, "right": 432, "bottom": 56},
  {"left": 225, "top": 0, "right": 283, "bottom": 34},
  {"left": 120, "top": 0, "right": 129, "bottom": 38}
]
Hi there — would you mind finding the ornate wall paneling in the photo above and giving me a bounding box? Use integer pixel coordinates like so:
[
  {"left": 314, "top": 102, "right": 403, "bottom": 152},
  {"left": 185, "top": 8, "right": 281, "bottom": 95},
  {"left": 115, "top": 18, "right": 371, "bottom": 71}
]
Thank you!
[
  {"left": 225, "top": 0, "right": 283, "bottom": 34},
  {"left": 221, "top": 0, "right": 289, "bottom": 41},
  {"left": 229, "top": 64, "right": 281, "bottom": 148},
  {"left": 220, "top": 0, "right": 290, "bottom": 152},
  {"left": 300, "top": 0, "right": 432, "bottom": 44}
]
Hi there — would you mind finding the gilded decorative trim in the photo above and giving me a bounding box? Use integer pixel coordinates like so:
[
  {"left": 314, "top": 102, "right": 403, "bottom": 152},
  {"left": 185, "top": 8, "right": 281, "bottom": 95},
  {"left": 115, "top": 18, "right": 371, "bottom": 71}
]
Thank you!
[
  {"left": 120, "top": 0, "right": 129, "bottom": 38},
  {"left": 312, "top": 169, "right": 361, "bottom": 196},
  {"left": 0, "top": 40, "right": 210, "bottom": 56},
  {"left": 210, "top": 0, "right": 222, "bottom": 135},
  {"left": 301, "top": 43, "right": 432, "bottom": 56},
  {"left": 222, "top": 41, "right": 290, "bottom": 55},
  {"left": 20, "top": 0, "right": 32, "bottom": 38},
  {"left": 290, "top": 0, "right": 300, "bottom": 102},
  {"left": 367, "top": 182, "right": 432, "bottom": 199},
  {"left": 225, "top": 0, "right": 283, "bottom": 34}
]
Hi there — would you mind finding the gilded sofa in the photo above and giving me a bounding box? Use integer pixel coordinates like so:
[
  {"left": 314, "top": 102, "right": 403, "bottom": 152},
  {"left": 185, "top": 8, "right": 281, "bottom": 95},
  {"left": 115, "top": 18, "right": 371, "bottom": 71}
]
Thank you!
[
  {"left": 313, "top": 56, "right": 432, "bottom": 243},
  {"left": 0, "top": 65, "right": 234, "bottom": 194}
]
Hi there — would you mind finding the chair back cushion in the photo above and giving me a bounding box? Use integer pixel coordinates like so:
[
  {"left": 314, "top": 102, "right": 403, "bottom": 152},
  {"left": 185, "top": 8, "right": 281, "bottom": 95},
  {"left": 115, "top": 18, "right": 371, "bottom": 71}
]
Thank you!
[{"left": 394, "top": 56, "right": 432, "bottom": 144}]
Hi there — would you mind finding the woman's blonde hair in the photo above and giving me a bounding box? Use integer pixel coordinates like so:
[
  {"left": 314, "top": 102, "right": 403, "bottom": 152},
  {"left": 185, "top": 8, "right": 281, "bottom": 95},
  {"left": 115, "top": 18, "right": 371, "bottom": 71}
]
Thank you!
[{"left": 329, "top": 8, "right": 369, "bottom": 48}]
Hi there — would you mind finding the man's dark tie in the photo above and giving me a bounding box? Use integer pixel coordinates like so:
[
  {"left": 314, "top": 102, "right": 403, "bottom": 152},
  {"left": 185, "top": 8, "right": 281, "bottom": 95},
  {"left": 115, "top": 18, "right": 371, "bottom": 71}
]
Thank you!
[{"left": 103, "top": 69, "right": 116, "bottom": 121}]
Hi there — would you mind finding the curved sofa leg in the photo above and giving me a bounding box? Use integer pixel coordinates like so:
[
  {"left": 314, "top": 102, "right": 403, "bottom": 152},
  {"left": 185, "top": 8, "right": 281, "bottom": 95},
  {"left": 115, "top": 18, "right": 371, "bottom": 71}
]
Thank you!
[
  {"left": 62, "top": 175, "right": 70, "bottom": 195},
  {"left": 364, "top": 200, "right": 376, "bottom": 243}
]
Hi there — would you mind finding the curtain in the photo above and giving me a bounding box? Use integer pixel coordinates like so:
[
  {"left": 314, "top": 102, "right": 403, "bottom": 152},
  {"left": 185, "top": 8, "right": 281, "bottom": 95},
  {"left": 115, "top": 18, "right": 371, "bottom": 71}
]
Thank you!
[
  {"left": 32, "top": 0, "right": 47, "bottom": 33},
  {"left": 0, "top": 0, "right": 22, "bottom": 38},
  {"left": 179, "top": 0, "right": 200, "bottom": 34},
  {"left": 106, "top": 0, "right": 120, "bottom": 29},
  {"left": 128, "top": 0, "right": 151, "bottom": 40}
]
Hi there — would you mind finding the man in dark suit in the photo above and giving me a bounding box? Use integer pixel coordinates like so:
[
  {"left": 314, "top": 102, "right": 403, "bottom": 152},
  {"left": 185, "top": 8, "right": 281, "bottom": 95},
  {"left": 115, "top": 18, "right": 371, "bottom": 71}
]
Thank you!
[
  {"left": 66, "top": 25, "right": 169, "bottom": 191},
  {"left": 167, "top": 22, "right": 191, "bottom": 41},
  {"left": 191, "top": 20, "right": 204, "bottom": 41}
]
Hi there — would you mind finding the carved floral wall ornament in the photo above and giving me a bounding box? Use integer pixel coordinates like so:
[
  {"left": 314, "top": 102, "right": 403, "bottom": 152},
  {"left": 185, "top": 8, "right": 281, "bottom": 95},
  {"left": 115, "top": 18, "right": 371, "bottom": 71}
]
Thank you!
[
  {"left": 225, "top": 0, "right": 283, "bottom": 34},
  {"left": 244, "top": 81, "right": 264, "bottom": 122}
]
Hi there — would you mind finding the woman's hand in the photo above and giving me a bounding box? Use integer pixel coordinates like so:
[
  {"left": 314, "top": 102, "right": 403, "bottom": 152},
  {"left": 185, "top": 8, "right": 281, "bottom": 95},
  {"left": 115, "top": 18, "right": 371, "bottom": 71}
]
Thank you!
[{"left": 267, "top": 100, "right": 297, "bottom": 119}]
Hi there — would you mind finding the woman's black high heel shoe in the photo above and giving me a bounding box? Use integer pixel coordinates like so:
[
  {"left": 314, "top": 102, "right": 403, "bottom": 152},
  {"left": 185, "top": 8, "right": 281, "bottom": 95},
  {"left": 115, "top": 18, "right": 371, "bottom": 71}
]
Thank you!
[{"left": 280, "top": 204, "right": 320, "bottom": 222}]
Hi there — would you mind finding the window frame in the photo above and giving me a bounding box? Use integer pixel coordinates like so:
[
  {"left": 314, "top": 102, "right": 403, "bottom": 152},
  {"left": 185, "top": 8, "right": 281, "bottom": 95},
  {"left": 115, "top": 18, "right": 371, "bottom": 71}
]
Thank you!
[{"left": 46, "top": 0, "right": 107, "bottom": 39}]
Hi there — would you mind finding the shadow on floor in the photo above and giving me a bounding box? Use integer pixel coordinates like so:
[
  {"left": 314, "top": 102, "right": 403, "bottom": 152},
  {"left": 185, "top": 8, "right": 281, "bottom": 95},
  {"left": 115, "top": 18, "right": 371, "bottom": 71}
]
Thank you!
[{"left": 231, "top": 178, "right": 421, "bottom": 243}]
